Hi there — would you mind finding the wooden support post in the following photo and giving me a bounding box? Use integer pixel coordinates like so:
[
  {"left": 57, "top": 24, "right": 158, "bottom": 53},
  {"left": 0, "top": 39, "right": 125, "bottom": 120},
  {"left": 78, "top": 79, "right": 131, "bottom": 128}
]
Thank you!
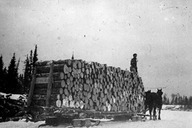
[
  {"left": 27, "top": 67, "right": 37, "bottom": 107},
  {"left": 46, "top": 61, "right": 54, "bottom": 107}
]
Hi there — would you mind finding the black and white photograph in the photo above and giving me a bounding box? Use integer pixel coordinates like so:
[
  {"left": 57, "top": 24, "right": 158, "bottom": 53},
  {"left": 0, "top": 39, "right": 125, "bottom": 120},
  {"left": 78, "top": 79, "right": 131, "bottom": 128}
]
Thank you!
[{"left": 0, "top": 0, "right": 192, "bottom": 127}]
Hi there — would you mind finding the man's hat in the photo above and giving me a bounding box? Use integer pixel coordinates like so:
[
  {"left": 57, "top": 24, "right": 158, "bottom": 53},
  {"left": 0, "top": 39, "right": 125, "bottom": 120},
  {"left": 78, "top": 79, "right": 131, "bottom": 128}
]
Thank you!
[{"left": 133, "top": 53, "right": 137, "bottom": 57}]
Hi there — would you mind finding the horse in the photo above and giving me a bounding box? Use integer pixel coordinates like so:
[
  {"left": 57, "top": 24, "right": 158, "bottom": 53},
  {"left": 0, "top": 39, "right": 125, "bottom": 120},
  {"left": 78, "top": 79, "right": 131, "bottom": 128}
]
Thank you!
[{"left": 144, "top": 89, "right": 163, "bottom": 120}]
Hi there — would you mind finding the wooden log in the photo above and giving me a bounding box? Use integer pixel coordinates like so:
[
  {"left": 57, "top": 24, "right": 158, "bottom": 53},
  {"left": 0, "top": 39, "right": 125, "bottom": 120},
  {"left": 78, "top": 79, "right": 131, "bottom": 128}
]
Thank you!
[
  {"left": 46, "top": 61, "right": 54, "bottom": 107},
  {"left": 79, "top": 92, "right": 83, "bottom": 100},
  {"left": 60, "top": 72, "right": 64, "bottom": 79},
  {"left": 75, "top": 101, "right": 80, "bottom": 108},
  {"left": 52, "top": 81, "right": 62, "bottom": 88},
  {"left": 89, "top": 99, "right": 93, "bottom": 109},
  {"left": 36, "top": 61, "right": 50, "bottom": 66},
  {"left": 77, "top": 61, "right": 81, "bottom": 69},
  {"left": 59, "top": 88, "right": 63, "bottom": 94},
  {"left": 36, "top": 72, "right": 49, "bottom": 78},
  {"left": 87, "top": 92, "right": 91, "bottom": 99},
  {"left": 33, "top": 88, "right": 47, "bottom": 95},
  {"left": 70, "top": 100, "right": 75, "bottom": 108},
  {"left": 67, "top": 59, "right": 72, "bottom": 66},
  {"left": 53, "top": 60, "right": 67, "bottom": 65},
  {"left": 72, "top": 86, "right": 75, "bottom": 93},
  {"left": 32, "top": 94, "right": 46, "bottom": 100},
  {"left": 66, "top": 78, "right": 70, "bottom": 86},
  {"left": 61, "top": 80, "right": 66, "bottom": 88},
  {"left": 70, "top": 76, "right": 73, "bottom": 82},
  {"left": 73, "top": 60, "right": 77, "bottom": 69},
  {"left": 35, "top": 77, "right": 49, "bottom": 84},
  {"left": 31, "top": 99, "right": 46, "bottom": 106},
  {"left": 64, "top": 88, "right": 69, "bottom": 96},
  {"left": 35, "top": 83, "right": 47, "bottom": 89},
  {"left": 27, "top": 67, "right": 37, "bottom": 107},
  {"left": 68, "top": 67, "right": 72, "bottom": 73},
  {"left": 63, "top": 64, "right": 68, "bottom": 74},
  {"left": 56, "top": 99, "right": 62, "bottom": 107},
  {"left": 80, "top": 101, "right": 84, "bottom": 109},
  {"left": 32, "top": 94, "right": 56, "bottom": 101},
  {"left": 36, "top": 64, "right": 64, "bottom": 74}
]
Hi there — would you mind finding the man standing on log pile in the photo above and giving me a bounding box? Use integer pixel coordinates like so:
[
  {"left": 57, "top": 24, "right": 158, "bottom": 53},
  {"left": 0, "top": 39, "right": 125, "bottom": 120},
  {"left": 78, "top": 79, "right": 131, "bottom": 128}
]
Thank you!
[{"left": 130, "top": 53, "right": 138, "bottom": 73}]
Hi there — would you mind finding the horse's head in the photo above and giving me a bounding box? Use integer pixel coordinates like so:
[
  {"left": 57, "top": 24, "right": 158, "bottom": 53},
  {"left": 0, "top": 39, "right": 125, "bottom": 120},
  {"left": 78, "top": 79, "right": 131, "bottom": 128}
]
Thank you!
[{"left": 157, "top": 89, "right": 163, "bottom": 96}]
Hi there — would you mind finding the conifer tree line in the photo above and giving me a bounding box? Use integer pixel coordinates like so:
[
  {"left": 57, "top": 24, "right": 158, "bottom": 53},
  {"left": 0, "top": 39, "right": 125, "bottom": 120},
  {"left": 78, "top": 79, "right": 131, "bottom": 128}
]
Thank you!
[
  {"left": 0, "top": 45, "right": 38, "bottom": 94},
  {"left": 163, "top": 93, "right": 192, "bottom": 107}
]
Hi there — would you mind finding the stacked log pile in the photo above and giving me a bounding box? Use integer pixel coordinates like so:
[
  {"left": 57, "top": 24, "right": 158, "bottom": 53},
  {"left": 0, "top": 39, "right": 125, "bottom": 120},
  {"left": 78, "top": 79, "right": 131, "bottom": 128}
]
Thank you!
[
  {"left": 30, "top": 59, "right": 145, "bottom": 113},
  {"left": 0, "top": 94, "right": 27, "bottom": 122}
]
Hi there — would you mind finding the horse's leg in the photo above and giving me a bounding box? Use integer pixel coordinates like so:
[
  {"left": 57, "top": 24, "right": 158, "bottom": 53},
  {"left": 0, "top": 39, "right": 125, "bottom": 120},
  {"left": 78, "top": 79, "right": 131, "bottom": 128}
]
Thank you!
[
  {"left": 144, "top": 104, "right": 148, "bottom": 114},
  {"left": 153, "top": 106, "right": 156, "bottom": 120},
  {"left": 158, "top": 106, "right": 161, "bottom": 120},
  {"left": 149, "top": 107, "right": 152, "bottom": 120}
]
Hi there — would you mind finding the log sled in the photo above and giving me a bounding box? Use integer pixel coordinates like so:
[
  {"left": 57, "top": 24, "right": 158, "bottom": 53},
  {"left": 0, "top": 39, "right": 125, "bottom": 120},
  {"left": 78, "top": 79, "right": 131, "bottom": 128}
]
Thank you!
[{"left": 27, "top": 59, "right": 145, "bottom": 126}]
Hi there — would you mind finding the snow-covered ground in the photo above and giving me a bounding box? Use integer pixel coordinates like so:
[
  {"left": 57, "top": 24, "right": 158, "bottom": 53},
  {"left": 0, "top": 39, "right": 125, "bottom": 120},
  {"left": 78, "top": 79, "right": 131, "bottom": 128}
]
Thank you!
[
  {"left": 1, "top": 109, "right": 192, "bottom": 128},
  {"left": 95, "top": 110, "right": 192, "bottom": 128},
  {"left": 0, "top": 92, "right": 27, "bottom": 101}
]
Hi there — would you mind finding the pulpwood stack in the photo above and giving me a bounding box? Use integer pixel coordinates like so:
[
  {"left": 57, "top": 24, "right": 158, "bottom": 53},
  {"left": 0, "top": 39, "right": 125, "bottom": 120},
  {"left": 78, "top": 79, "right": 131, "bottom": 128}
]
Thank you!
[{"left": 28, "top": 59, "right": 145, "bottom": 113}]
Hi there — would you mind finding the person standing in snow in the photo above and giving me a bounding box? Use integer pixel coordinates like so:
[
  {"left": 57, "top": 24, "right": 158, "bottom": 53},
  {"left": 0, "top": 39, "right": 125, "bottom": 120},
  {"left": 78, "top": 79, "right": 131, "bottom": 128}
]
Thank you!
[{"left": 130, "top": 53, "right": 138, "bottom": 73}]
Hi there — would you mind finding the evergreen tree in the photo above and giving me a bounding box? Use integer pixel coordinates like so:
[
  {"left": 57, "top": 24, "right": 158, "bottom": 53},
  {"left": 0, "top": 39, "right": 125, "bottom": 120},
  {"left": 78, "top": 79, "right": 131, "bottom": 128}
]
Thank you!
[
  {"left": 163, "top": 94, "right": 169, "bottom": 105},
  {"left": 16, "top": 58, "right": 23, "bottom": 93},
  {"left": 1, "top": 67, "right": 7, "bottom": 93},
  {"left": 189, "top": 96, "right": 192, "bottom": 105},
  {"left": 184, "top": 96, "right": 188, "bottom": 106},
  {"left": 23, "top": 45, "right": 38, "bottom": 94},
  {"left": 18, "top": 74, "right": 24, "bottom": 94},
  {"left": 175, "top": 97, "right": 178, "bottom": 105},
  {"left": 7, "top": 53, "right": 19, "bottom": 93},
  {"left": 16, "top": 58, "right": 20, "bottom": 71},
  {"left": 0, "top": 55, "right": 4, "bottom": 88},
  {"left": 167, "top": 98, "right": 170, "bottom": 105},
  {"left": 0, "top": 55, "right": 3, "bottom": 72},
  {"left": 23, "top": 55, "right": 31, "bottom": 93},
  {"left": 29, "top": 50, "right": 33, "bottom": 75},
  {"left": 33, "top": 45, "right": 38, "bottom": 71},
  {"left": 171, "top": 94, "right": 176, "bottom": 105},
  {"left": 178, "top": 96, "right": 183, "bottom": 105},
  {"left": 0, "top": 55, "right": 6, "bottom": 92}
]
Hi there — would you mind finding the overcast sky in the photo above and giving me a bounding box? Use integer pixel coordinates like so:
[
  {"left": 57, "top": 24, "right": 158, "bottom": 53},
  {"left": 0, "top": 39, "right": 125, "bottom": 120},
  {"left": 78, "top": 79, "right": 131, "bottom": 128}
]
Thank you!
[{"left": 0, "top": 0, "right": 192, "bottom": 96}]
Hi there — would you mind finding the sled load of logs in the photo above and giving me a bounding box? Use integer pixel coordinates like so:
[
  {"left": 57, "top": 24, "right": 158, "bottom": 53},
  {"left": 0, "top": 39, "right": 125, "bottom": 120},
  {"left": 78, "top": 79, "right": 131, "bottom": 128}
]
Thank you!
[{"left": 28, "top": 59, "right": 145, "bottom": 114}]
